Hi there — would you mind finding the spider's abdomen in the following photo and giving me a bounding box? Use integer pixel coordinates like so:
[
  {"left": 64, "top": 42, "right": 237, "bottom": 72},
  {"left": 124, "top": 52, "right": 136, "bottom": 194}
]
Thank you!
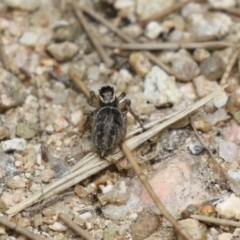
[{"left": 92, "top": 107, "right": 126, "bottom": 157}]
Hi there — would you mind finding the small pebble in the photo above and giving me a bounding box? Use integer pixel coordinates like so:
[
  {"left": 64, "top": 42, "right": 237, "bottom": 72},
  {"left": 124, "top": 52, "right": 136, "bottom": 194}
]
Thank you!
[
  {"left": 0, "top": 226, "right": 6, "bottom": 235},
  {"left": 219, "top": 139, "right": 238, "bottom": 163},
  {"left": 47, "top": 41, "right": 79, "bottom": 62},
  {"left": 200, "top": 56, "right": 225, "bottom": 81},
  {"left": 129, "top": 52, "right": 151, "bottom": 77},
  {"left": 208, "top": 0, "right": 235, "bottom": 8},
  {"left": 227, "top": 169, "right": 240, "bottom": 195},
  {"left": 177, "top": 219, "right": 207, "bottom": 240},
  {"left": 227, "top": 87, "right": 240, "bottom": 124},
  {"left": 0, "top": 199, "right": 7, "bottom": 213},
  {"left": 34, "top": 214, "right": 43, "bottom": 227},
  {"left": 189, "top": 144, "right": 204, "bottom": 155},
  {"left": 1, "top": 138, "right": 27, "bottom": 152},
  {"left": 216, "top": 193, "right": 240, "bottom": 219},
  {"left": 193, "top": 48, "right": 210, "bottom": 63},
  {"left": 130, "top": 210, "right": 158, "bottom": 240},
  {"left": 6, "top": 176, "right": 25, "bottom": 189},
  {"left": 0, "top": 126, "right": 10, "bottom": 140},
  {"left": 144, "top": 21, "right": 163, "bottom": 39},
  {"left": 213, "top": 91, "right": 228, "bottom": 108},
  {"left": 40, "top": 169, "right": 55, "bottom": 183},
  {"left": 102, "top": 204, "right": 128, "bottom": 220},
  {"left": 144, "top": 66, "right": 182, "bottom": 107},
  {"left": 193, "top": 119, "right": 213, "bottom": 133},
  {"left": 19, "top": 32, "right": 38, "bottom": 46},
  {"left": 49, "top": 222, "right": 68, "bottom": 232},
  {"left": 54, "top": 116, "right": 69, "bottom": 132},
  {"left": 103, "top": 224, "right": 118, "bottom": 240},
  {"left": 203, "top": 108, "right": 229, "bottom": 126},
  {"left": 16, "top": 122, "right": 37, "bottom": 139},
  {"left": 69, "top": 110, "right": 83, "bottom": 127},
  {"left": 171, "top": 50, "right": 199, "bottom": 81},
  {"left": 193, "top": 75, "right": 220, "bottom": 98}
]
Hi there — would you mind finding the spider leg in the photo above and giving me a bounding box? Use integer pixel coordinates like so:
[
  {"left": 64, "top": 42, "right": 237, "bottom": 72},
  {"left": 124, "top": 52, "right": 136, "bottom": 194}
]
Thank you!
[
  {"left": 117, "top": 92, "right": 126, "bottom": 102},
  {"left": 88, "top": 91, "right": 99, "bottom": 108},
  {"left": 120, "top": 99, "right": 146, "bottom": 130}
]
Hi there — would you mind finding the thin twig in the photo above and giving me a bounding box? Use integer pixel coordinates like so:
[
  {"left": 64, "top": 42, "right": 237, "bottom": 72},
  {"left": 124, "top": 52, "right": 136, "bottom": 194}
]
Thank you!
[
  {"left": 0, "top": 30, "right": 10, "bottom": 71},
  {"left": 121, "top": 142, "right": 192, "bottom": 240},
  {"left": 101, "top": 41, "right": 233, "bottom": 50},
  {"left": 59, "top": 213, "right": 95, "bottom": 240},
  {"left": 71, "top": 2, "right": 113, "bottom": 68},
  {"left": 0, "top": 216, "right": 44, "bottom": 240},
  {"left": 191, "top": 214, "right": 240, "bottom": 228},
  {"left": 140, "top": 0, "right": 201, "bottom": 26},
  {"left": 60, "top": 0, "right": 66, "bottom": 14},
  {"left": 220, "top": 48, "right": 240, "bottom": 86},
  {"left": 211, "top": 7, "right": 240, "bottom": 17},
  {"left": 80, "top": 5, "right": 174, "bottom": 75}
]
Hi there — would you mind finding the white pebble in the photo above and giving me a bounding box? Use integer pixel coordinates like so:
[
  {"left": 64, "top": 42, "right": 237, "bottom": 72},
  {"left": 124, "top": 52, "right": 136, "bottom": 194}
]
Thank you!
[
  {"left": 19, "top": 32, "right": 38, "bottom": 46},
  {"left": 213, "top": 91, "right": 228, "bottom": 108},
  {"left": 144, "top": 21, "right": 163, "bottom": 39},
  {"left": 1, "top": 138, "right": 27, "bottom": 152}
]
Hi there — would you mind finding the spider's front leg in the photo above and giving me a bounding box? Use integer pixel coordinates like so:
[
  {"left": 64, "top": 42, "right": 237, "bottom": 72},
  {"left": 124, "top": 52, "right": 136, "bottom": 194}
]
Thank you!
[
  {"left": 88, "top": 91, "right": 99, "bottom": 108},
  {"left": 120, "top": 99, "right": 146, "bottom": 130}
]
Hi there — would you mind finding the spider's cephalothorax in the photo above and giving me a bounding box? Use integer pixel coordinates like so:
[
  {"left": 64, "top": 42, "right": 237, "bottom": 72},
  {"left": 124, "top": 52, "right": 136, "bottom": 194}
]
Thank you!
[{"left": 85, "top": 86, "right": 144, "bottom": 158}]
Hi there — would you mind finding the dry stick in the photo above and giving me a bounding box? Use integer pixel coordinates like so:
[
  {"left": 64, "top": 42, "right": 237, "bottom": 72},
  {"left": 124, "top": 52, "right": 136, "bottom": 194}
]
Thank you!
[
  {"left": 59, "top": 213, "right": 95, "bottom": 240},
  {"left": 220, "top": 48, "right": 240, "bottom": 86},
  {"left": 121, "top": 143, "right": 192, "bottom": 240},
  {"left": 191, "top": 215, "right": 240, "bottom": 228},
  {"left": 140, "top": 0, "right": 201, "bottom": 26},
  {"left": 211, "top": 7, "right": 240, "bottom": 17},
  {"left": 71, "top": 2, "right": 113, "bottom": 68},
  {"left": 0, "top": 30, "right": 10, "bottom": 71},
  {"left": 102, "top": 41, "right": 233, "bottom": 51},
  {"left": 0, "top": 216, "right": 44, "bottom": 240},
  {"left": 80, "top": 5, "right": 174, "bottom": 75},
  {"left": 6, "top": 87, "right": 225, "bottom": 216}
]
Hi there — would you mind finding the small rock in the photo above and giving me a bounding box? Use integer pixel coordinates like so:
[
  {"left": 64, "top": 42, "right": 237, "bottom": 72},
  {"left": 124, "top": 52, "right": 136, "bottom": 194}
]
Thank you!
[
  {"left": 181, "top": 3, "right": 203, "bottom": 18},
  {"left": 227, "top": 169, "right": 240, "bottom": 195},
  {"left": 224, "top": 124, "right": 240, "bottom": 144},
  {"left": 200, "top": 57, "right": 225, "bottom": 81},
  {"left": 208, "top": 0, "right": 235, "bottom": 8},
  {"left": 177, "top": 219, "right": 207, "bottom": 240},
  {"left": 74, "top": 183, "right": 97, "bottom": 198},
  {"left": 47, "top": 42, "right": 79, "bottom": 62},
  {"left": 1, "top": 138, "right": 27, "bottom": 152},
  {"left": 179, "top": 83, "right": 197, "bottom": 100},
  {"left": 17, "top": 217, "right": 31, "bottom": 228},
  {"left": 34, "top": 214, "right": 42, "bottom": 228},
  {"left": 217, "top": 194, "right": 240, "bottom": 219},
  {"left": 87, "top": 65, "right": 100, "bottom": 81},
  {"left": 40, "top": 169, "right": 55, "bottom": 183},
  {"left": 186, "top": 12, "right": 232, "bottom": 37},
  {"left": 97, "top": 180, "right": 130, "bottom": 205},
  {"left": 102, "top": 204, "right": 128, "bottom": 220},
  {"left": 227, "top": 88, "right": 240, "bottom": 124},
  {"left": 122, "top": 24, "right": 143, "bottom": 39},
  {"left": 144, "top": 21, "right": 163, "bottom": 39},
  {"left": 114, "top": 0, "right": 135, "bottom": 8},
  {"left": 203, "top": 108, "right": 229, "bottom": 126},
  {"left": 6, "top": 176, "right": 25, "bottom": 189},
  {"left": 213, "top": 91, "right": 228, "bottom": 108},
  {"left": 0, "top": 199, "right": 7, "bottom": 213},
  {"left": 4, "top": 0, "right": 40, "bottom": 11},
  {"left": 103, "top": 224, "right": 118, "bottom": 240},
  {"left": 0, "top": 126, "right": 10, "bottom": 140},
  {"left": 218, "top": 233, "right": 233, "bottom": 240},
  {"left": 171, "top": 50, "right": 199, "bottom": 81},
  {"left": 193, "top": 75, "right": 220, "bottom": 98},
  {"left": 54, "top": 116, "right": 69, "bottom": 132},
  {"left": 189, "top": 144, "right": 204, "bottom": 155},
  {"left": 129, "top": 52, "right": 151, "bottom": 77},
  {"left": 79, "top": 212, "right": 92, "bottom": 221},
  {"left": 69, "top": 110, "right": 83, "bottom": 127},
  {"left": 193, "top": 48, "right": 210, "bottom": 62},
  {"left": 0, "top": 68, "right": 26, "bottom": 112},
  {"left": 16, "top": 122, "right": 37, "bottom": 139},
  {"left": 144, "top": 66, "right": 182, "bottom": 107},
  {"left": 49, "top": 222, "right": 68, "bottom": 232},
  {"left": 193, "top": 119, "right": 213, "bottom": 133},
  {"left": 218, "top": 139, "right": 238, "bottom": 163},
  {"left": 130, "top": 210, "right": 158, "bottom": 240},
  {"left": 19, "top": 32, "right": 38, "bottom": 46},
  {"left": 136, "top": 0, "right": 174, "bottom": 20}
]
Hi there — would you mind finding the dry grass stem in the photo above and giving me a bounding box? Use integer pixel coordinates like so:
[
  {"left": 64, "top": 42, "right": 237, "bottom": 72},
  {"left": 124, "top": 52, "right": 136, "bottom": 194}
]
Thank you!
[
  {"left": 220, "top": 48, "right": 240, "bottom": 85},
  {"left": 102, "top": 41, "right": 233, "bottom": 50},
  {"left": 140, "top": 0, "right": 202, "bottom": 26},
  {"left": 71, "top": 2, "right": 113, "bottom": 68},
  {"left": 191, "top": 215, "right": 240, "bottom": 228},
  {"left": 121, "top": 142, "right": 192, "bottom": 240},
  {"left": 80, "top": 5, "right": 174, "bottom": 75},
  {"left": 0, "top": 216, "right": 44, "bottom": 240},
  {"left": 6, "top": 86, "right": 225, "bottom": 216},
  {"left": 59, "top": 213, "right": 95, "bottom": 240}
]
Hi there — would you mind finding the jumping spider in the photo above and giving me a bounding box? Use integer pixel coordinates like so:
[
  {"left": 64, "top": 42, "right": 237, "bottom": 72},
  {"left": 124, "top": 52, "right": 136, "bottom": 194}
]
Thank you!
[{"left": 85, "top": 86, "right": 144, "bottom": 158}]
